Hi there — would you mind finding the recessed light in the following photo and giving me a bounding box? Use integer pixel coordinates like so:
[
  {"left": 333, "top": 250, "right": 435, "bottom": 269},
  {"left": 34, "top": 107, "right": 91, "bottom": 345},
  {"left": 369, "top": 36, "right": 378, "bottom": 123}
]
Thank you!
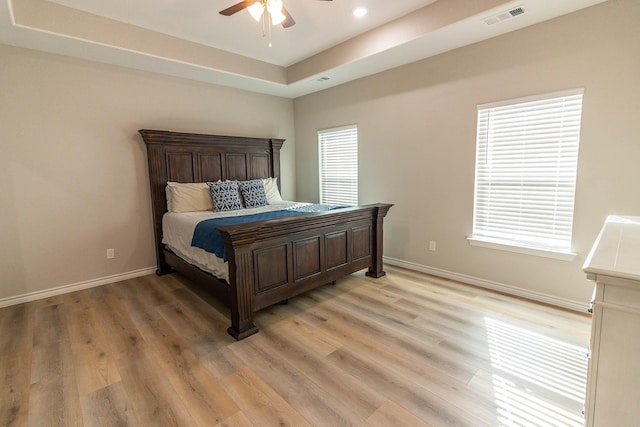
[{"left": 352, "top": 7, "right": 368, "bottom": 18}]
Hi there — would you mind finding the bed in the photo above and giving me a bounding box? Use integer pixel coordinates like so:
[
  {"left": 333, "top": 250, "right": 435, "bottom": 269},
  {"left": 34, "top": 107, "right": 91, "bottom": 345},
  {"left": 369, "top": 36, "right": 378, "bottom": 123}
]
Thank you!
[{"left": 140, "top": 129, "right": 392, "bottom": 340}]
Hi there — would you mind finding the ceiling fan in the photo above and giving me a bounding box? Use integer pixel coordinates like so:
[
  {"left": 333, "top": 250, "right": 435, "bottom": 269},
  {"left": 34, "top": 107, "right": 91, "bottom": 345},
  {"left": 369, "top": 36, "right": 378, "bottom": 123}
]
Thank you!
[{"left": 219, "top": 0, "right": 333, "bottom": 29}]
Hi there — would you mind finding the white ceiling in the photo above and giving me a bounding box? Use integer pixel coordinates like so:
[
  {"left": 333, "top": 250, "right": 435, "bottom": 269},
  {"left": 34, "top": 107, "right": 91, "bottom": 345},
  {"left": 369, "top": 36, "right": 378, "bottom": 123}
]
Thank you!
[
  {"left": 0, "top": 0, "right": 607, "bottom": 98},
  {"left": 49, "top": 0, "right": 436, "bottom": 67}
]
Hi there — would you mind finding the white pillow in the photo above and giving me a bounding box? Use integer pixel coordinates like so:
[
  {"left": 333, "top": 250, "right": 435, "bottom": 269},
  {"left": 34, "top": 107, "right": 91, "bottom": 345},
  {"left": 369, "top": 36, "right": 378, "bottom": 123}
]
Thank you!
[
  {"left": 166, "top": 182, "right": 213, "bottom": 212},
  {"left": 263, "top": 177, "right": 283, "bottom": 203}
]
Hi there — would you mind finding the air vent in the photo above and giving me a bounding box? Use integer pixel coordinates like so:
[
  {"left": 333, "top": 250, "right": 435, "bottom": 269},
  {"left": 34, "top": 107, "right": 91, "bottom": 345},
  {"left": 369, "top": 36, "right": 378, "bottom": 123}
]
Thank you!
[
  {"left": 509, "top": 7, "right": 525, "bottom": 16},
  {"left": 483, "top": 5, "right": 527, "bottom": 26}
]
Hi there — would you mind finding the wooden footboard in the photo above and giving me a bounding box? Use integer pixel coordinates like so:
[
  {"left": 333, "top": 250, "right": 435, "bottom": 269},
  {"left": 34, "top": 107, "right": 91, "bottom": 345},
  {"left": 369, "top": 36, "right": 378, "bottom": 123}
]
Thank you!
[{"left": 218, "top": 203, "right": 392, "bottom": 339}]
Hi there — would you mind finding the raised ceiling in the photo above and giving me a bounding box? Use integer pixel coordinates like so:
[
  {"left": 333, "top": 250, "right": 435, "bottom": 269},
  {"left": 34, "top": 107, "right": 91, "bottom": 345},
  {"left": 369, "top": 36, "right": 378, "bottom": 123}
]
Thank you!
[{"left": 0, "top": 0, "right": 607, "bottom": 98}]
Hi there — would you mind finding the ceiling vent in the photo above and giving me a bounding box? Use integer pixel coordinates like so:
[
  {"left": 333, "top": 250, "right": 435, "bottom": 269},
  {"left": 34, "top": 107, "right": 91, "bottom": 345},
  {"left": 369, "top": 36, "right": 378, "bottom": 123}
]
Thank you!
[{"left": 484, "top": 6, "right": 527, "bottom": 26}]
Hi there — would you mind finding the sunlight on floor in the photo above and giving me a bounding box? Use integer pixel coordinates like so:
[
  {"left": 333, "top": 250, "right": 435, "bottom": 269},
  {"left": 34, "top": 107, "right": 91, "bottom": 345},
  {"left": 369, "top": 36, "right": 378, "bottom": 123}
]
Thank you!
[{"left": 485, "top": 317, "right": 588, "bottom": 427}]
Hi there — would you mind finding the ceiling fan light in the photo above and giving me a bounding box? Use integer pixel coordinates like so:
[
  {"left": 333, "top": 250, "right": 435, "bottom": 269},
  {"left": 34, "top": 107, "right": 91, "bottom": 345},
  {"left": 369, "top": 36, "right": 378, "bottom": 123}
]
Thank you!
[
  {"left": 266, "top": 0, "right": 285, "bottom": 25},
  {"left": 269, "top": 9, "right": 286, "bottom": 25},
  {"left": 267, "top": 0, "right": 284, "bottom": 13},
  {"left": 248, "top": 2, "right": 264, "bottom": 22}
]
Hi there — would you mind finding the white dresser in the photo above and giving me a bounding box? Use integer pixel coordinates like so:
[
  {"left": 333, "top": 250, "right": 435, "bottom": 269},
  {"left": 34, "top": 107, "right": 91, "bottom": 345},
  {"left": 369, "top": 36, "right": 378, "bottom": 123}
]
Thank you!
[{"left": 583, "top": 215, "right": 640, "bottom": 427}]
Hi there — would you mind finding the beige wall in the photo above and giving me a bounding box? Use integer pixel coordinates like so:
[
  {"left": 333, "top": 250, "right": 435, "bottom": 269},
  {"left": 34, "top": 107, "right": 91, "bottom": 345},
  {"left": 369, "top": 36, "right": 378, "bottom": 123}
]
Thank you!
[
  {"left": 0, "top": 45, "right": 295, "bottom": 301},
  {"left": 293, "top": 0, "right": 640, "bottom": 308}
]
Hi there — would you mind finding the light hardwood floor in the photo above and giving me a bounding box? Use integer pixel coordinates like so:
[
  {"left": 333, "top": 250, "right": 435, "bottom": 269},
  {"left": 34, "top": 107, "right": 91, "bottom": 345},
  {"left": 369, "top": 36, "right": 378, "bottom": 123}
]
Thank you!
[{"left": 0, "top": 266, "right": 591, "bottom": 426}]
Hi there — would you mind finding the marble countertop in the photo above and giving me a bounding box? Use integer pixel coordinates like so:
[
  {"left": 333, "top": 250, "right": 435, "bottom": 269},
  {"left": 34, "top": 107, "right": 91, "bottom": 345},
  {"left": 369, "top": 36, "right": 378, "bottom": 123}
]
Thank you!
[{"left": 583, "top": 215, "right": 640, "bottom": 282}]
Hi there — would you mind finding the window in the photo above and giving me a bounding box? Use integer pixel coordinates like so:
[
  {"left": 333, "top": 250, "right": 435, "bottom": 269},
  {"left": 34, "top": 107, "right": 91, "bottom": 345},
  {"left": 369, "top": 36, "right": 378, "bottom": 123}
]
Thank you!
[
  {"left": 318, "top": 125, "right": 358, "bottom": 206},
  {"left": 469, "top": 90, "right": 584, "bottom": 259}
]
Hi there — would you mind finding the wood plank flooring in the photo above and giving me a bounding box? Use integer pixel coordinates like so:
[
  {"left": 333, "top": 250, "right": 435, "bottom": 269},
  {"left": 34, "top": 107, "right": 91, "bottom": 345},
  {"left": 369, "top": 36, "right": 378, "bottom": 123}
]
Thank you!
[{"left": 0, "top": 266, "right": 591, "bottom": 426}]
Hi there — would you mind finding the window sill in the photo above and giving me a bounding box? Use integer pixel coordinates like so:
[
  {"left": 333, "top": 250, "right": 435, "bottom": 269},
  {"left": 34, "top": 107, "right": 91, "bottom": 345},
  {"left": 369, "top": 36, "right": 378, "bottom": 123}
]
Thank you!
[{"left": 467, "top": 237, "right": 577, "bottom": 261}]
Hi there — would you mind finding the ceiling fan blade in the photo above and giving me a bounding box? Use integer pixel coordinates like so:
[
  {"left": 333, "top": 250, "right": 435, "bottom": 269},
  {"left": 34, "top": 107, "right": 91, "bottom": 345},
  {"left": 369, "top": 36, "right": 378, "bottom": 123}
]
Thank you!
[
  {"left": 280, "top": 0, "right": 330, "bottom": 28},
  {"left": 219, "top": 0, "right": 255, "bottom": 16},
  {"left": 281, "top": 6, "right": 296, "bottom": 28}
]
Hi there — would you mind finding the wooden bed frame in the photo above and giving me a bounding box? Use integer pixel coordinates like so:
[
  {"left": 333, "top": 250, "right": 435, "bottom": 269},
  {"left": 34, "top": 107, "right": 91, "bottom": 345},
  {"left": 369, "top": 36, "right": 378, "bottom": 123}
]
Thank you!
[{"left": 140, "top": 129, "right": 392, "bottom": 340}]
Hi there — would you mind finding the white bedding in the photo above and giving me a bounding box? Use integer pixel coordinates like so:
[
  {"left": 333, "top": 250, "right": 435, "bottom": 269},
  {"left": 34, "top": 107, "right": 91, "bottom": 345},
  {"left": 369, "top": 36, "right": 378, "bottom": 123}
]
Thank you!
[{"left": 162, "top": 201, "right": 310, "bottom": 281}]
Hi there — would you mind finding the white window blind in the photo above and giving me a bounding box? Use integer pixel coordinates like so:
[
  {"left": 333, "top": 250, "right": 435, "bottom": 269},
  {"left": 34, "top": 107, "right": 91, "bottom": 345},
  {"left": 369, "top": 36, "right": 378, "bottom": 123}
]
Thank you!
[
  {"left": 471, "top": 90, "right": 584, "bottom": 254},
  {"left": 318, "top": 125, "right": 358, "bottom": 206}
]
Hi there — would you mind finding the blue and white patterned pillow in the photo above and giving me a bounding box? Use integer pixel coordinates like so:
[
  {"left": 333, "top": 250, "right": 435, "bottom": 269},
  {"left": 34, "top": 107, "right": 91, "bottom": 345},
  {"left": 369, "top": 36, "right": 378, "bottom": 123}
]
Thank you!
[
  {"left": 238, "top": 179, "right": 269, "bottom": 208},
  {"left": 207, "top": 181, "right": 243, "bottom": 212}
]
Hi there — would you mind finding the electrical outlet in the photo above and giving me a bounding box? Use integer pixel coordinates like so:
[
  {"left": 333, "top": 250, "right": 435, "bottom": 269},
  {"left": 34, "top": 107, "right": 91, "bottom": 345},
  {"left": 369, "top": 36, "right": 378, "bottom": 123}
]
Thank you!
[
  {"left": 429, "top": 241, "right": 437, "bottom": 251},
  {"left": 106, "top": 248, "right": 115, "bottom": 259}
]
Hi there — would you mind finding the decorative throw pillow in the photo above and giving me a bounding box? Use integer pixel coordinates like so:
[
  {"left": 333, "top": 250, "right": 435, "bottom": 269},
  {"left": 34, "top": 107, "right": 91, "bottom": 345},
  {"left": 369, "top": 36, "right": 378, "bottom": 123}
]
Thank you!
[
  {"left": 207, "top": 181, "right": 243, "bottom": 212},
  {"left": 238, "top": 179, "right": 269, "bottom": 208}
]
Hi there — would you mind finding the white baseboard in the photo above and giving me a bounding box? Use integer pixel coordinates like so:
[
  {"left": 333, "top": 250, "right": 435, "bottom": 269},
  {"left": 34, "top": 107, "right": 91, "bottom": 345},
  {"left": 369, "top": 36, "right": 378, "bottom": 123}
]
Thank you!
[
  {"left": 1, "top": 260, "right": 588, "bottom": 313},
  {"left": 0, "top": 267, "right": 157, "bottom": 308},
  {"left": 383, "top": 256, "right": 589, "bottom": 313}
]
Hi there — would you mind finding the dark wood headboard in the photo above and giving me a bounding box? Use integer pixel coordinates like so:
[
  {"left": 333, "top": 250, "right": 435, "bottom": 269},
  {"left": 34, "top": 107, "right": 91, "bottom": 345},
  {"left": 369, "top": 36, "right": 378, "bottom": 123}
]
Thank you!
[{"left": 139, "top": 129, "right": 285, "bottom": 273}]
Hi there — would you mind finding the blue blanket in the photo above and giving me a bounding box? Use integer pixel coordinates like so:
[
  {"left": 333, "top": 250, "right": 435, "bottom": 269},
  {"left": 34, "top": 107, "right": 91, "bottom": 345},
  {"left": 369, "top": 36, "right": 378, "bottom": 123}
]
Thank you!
[{"left": 191, "top": 205, "right": 344, "bottom": 261}]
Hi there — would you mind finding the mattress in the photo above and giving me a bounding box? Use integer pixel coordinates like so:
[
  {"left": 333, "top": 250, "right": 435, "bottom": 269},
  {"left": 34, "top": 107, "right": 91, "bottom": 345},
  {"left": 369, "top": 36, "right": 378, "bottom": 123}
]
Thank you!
[{"left": 162, "top": 201, "right": 309, "bottom": 281}]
